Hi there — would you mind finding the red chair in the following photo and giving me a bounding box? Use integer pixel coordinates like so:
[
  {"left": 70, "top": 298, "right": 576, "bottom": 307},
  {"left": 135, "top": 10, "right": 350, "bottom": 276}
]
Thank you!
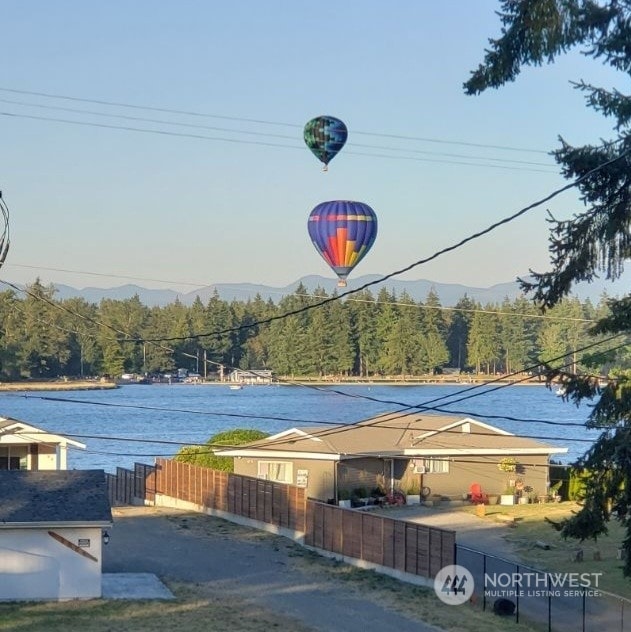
[{"left": 469, "top": 482, "right": 489, "bottom": 504}]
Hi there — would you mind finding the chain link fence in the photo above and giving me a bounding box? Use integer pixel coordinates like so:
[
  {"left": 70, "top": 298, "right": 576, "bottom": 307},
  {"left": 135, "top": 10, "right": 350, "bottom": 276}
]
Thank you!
[{"left": 457, "top": 544, "right": 631, "bottom": 632}]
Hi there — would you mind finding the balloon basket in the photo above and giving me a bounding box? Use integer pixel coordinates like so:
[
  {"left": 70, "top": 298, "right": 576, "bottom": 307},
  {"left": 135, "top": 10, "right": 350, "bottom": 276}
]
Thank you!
[{"left": 337, "top": 280, "right": 347, "bottom": 288}]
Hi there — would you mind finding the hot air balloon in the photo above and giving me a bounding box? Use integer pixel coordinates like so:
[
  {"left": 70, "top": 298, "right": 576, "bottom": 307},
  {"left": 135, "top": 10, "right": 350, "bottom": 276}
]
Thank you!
[
  {"left": 308, "top": 200, "right": 378, "bottom": 287},
  {"left": 303, "top": 115, "right": 347, "bottom": 171}
]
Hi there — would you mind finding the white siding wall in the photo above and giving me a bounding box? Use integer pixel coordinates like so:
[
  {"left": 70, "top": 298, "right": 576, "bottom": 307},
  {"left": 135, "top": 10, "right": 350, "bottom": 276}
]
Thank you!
[
  {"left": 0, "top": 527, "right": 103, "bottom": 600},
  {"left": 38, "top": 445, "right": 64, "bottom": 470}
]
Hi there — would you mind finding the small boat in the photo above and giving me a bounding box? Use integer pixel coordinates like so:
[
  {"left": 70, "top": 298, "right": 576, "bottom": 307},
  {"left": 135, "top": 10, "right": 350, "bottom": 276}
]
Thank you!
[{"left": 229, "top": 384, "right": 243, "bottom": 390}]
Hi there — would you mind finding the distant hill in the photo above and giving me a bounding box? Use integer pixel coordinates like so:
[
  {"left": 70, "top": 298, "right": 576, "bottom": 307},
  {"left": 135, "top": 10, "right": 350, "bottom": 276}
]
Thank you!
[
  {"left": 42, "top": 272, "right": 624, "bottom": 307},
  {"left": 43, "top": 275, "right": 525, "bottom": 307}
]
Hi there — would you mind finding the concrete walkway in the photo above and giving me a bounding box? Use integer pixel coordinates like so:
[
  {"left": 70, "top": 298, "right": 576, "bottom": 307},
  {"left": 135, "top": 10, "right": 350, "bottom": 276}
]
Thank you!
[
  {"left": 377, "top": 503, "right": 521, "bottom": 560},
  {"left": 102, "top": 573, "right": 174, "bottom": 600}
]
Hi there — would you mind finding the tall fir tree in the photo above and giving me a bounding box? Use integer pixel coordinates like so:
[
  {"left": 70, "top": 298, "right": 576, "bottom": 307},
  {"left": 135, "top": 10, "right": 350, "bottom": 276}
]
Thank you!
[{"left": 466, "top": 0, "right": 631, "bottom": 576}]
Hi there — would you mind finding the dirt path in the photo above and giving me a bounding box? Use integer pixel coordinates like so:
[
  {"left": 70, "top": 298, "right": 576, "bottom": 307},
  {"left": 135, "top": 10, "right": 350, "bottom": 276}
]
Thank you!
[{"left": 103, "top": 506, "right": 440, "bottom": 632}]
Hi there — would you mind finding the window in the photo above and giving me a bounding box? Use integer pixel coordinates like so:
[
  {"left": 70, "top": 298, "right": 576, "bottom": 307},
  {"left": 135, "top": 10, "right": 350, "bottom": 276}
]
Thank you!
[
  {"left": 257, "top": 461, "right": 293, "bottom": 484},
  {"left": 0, "top": 447, "right": 26, "bottom": 470},
  {"left": 423, "top": 458, "right": 450, "bottom": 474}
]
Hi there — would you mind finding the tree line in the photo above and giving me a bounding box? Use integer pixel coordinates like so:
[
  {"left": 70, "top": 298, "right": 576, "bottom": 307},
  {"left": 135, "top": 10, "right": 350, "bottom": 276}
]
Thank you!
[{"left": 0, "top": 278, "right": 617, "bottom": 381}]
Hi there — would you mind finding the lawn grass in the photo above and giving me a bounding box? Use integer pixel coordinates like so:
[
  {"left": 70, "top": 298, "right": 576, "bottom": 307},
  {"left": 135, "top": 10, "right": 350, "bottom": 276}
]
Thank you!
[
  {"left": 0, "top": 584, "right": 314, "bottom": 632},
  {"left": 461, "top": 501, "right": 630, "bottom": 596}
]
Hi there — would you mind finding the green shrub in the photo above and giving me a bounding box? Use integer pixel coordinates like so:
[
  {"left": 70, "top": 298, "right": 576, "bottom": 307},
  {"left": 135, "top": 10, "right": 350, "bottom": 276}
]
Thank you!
[
  {"left": 568, "top": 467, "right": 590, "bottom": 501},
  {"left": 174, "top": 428, "right": 269, "bottom": 472}
]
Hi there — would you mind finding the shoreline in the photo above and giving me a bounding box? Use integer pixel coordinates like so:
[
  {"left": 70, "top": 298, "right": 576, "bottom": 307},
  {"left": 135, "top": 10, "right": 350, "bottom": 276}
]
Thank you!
[
  {"left": 0, "top": 380, "right": 118, "bottom": 392},
  {"left": 0, "top": 377, "right": 547, "bottom": 392}
]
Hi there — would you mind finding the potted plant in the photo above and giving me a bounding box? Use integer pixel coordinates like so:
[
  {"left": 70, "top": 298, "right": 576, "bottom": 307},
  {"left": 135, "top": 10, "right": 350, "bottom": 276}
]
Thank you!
[
  {"left": 524, "top": 486, "right": 536, "bottom": 504},
  {"left": 404, "top": 479, "right": 422, "bottom": 505},
  {"left": 500, "top": 486, "right": 516, "bottom": 505},
  {"left": 498, "top": 457, "right": 518, "bottom": 504},
  {"left": 549, "top": 480, "right": 563, "bottom": 503},
  {"left": 338, "top": 489, "right": 351, "bottom": 508}
]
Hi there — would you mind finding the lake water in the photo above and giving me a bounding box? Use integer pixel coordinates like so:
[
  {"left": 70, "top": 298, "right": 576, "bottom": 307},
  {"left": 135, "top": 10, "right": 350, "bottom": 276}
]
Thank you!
[{"left": 0, "top": 383, "right": 599, "bottom": 473}]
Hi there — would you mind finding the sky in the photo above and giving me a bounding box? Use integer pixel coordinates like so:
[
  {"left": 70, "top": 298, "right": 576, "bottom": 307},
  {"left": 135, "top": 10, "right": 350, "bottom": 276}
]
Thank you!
[{"left": 0, "top": 1, "right": 625, "bottom": 295}]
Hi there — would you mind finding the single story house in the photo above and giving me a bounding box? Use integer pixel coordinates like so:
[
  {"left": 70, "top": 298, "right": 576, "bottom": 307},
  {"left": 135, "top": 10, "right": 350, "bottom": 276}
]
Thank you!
[
  {"left": 216, "top": 412, "right": 567, "bottom": 502},
  {"left": 0, "top": 417, "right": 86, "bottom": 470},
  {"left": 0, "top": 469, "right": 112, "bottom": 600},
  {"left": 228, "top": 369, "right": 273, "bottom": 384}
]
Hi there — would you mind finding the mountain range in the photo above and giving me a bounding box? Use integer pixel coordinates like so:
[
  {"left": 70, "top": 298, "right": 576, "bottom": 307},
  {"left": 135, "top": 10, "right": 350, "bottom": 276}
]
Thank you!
[{"left": 39, "top": 272, "right": 625, "bottom": 307}]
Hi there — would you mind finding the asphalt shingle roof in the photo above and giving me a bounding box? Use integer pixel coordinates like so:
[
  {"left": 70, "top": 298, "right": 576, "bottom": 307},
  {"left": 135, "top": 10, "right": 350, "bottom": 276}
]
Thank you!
[
  {"left": 226, "top": 412, "right": 565, "bottom": 456},
  {"left": 0, "top": 470, "right": 112, "bottom": 525}
]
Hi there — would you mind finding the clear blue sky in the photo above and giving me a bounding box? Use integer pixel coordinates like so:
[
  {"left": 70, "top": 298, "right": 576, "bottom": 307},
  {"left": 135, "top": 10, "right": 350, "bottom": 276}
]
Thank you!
[{"left": 0, "top": 1, "right": 623, "bottom": 293}]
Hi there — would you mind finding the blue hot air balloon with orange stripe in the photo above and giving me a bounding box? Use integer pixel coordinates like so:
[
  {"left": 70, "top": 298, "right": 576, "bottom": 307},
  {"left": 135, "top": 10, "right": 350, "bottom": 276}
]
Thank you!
[{"left": 308, "top": 200, "right": 378, "bottom": 287}]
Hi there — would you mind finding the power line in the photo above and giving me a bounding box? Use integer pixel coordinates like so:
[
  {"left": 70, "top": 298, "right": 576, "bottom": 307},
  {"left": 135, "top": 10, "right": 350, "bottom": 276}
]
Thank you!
[
  {"left": 248, "top": 334, "right": 625, "bottom": 448},
  {"left": 0, "top": 110, "right": 554, "bottom": 174},
  {"left": 10, "top": 331, "right": 623, "bottom": 442},
  {"left": 0, "top": 86, "right": 549, "bottom": 154},
  {"left": 18, "top": 424, "right": 596, "bottom": 446},
  {"left": 137, "top": 147, "right": 631, "bottom": 344},
  {"left": 0, "top": 97, "right": 557, "bottom": 169},
  {"left": 1, "top": 265, "right": 597, "bottom": 323},
  {"left": 10, "top": 335, "right": 620, "bottom": 465}
]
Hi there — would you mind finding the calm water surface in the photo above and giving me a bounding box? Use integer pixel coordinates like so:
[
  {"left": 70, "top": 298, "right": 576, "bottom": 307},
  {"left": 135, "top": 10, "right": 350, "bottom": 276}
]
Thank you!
[{"left": 0, "top": 383, "right": 599, "bottom": 472}]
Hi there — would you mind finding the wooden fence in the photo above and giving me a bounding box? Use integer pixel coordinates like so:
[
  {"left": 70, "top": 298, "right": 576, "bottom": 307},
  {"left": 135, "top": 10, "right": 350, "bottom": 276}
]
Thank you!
[
  {"left": 106, "top": 459, "right": 455, "bottom": 579},
  {"left": 304, "top": 501, "right": 455, "bottom": 578},
  {"left": 106, "top": 462, "right": 156, "bottom": 506},
  {"left": 154, "top": 458, "right": 306, "bottom": 532},
  {"left": 149, "top": 458, "right": 455, "bottom": 579}
]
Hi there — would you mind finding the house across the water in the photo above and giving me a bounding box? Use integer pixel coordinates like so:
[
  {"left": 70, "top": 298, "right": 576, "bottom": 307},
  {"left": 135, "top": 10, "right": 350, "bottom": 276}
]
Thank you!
[{"left": 0, "top": 417, "right": 85, "bottom": 471}]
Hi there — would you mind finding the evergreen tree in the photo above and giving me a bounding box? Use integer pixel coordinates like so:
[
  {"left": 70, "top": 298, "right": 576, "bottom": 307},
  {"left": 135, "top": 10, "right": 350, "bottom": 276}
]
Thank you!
[
  {"left": 0, "top": 289, "right": 21, "bottom": 378},
  {"left": 419, "top": 289, "right": 449, "bottom": 373},
  {"left": 60, "top": 297, "right": 102, "bottom": 377},
  {"left": 374, "top": 288, "right": 402, "bottom": 375},
  {"left": 467, "top": 304, "right": 499, "bottom": 374},
  {"left": 446, "top": 295, "right": 475, "bottom": 369},
  {"left": 18, "top": 279, "right": 70, "bottom": 377},
  {"left": 348, "top": 290, "right": 379, "bottom": 377},
  {"left": 466, "top": 0, "right": 631, "bottom": 575},
  {"left": 497, "top": 297, "right": 535, "bottom": 374}
]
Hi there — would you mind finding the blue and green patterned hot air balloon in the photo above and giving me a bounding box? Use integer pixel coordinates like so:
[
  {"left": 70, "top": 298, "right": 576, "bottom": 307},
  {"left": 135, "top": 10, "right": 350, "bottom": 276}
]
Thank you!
[
  {"left": 308, "top": 200, "right": 378, "bottom": 287},
  {"left": 303, "top": 115, "right": 348, "bottom": 171}
]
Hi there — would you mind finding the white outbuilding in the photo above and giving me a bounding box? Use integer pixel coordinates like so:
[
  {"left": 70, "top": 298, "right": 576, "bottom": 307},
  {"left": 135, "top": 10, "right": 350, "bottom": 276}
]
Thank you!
[{"left": 0, "top": 469, "right": 112, "bottom": 600}]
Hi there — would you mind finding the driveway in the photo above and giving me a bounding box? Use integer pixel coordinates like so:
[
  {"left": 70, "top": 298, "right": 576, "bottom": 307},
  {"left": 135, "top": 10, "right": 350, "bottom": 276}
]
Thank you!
[
  {"left": 376, "top": 504, "right": 521, "bottom": 560},
  {"left": 103, "top": 506, "right": 440, "bottom": 632}
]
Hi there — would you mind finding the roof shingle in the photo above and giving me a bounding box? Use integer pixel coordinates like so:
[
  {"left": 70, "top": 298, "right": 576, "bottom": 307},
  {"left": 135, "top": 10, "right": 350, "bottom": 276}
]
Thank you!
[{"left": 0, "top": 470, "right": 112, "bottom": 525}]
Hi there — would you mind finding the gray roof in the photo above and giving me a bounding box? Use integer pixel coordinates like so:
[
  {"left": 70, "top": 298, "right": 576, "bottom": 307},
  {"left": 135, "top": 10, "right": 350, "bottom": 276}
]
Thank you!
[
  {"left": 0, "top": 470, "right": 112, "bottom": 526},
  {"left": 216, "top": 411, "right": 567, "bottom": 458}
]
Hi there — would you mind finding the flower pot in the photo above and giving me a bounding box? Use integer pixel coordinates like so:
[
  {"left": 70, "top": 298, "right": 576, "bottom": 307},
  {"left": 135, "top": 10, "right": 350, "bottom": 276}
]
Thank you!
[
  {"left": 500, "top": 494, "right": 516, "bottom": 505},
  {"left": 406, "top": 494, "right": 421, "bottom": 505}
]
